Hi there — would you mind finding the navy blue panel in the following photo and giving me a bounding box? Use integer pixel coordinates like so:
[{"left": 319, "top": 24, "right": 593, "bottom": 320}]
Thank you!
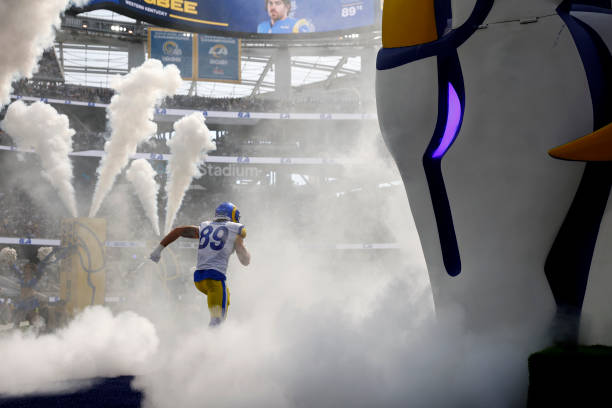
[
  {"left": 377, "top": 0, "right": 493, "bottom": 70},
  {"left": 572, "top": 4, "right": 612, "bottom": 12},
  {"left": 573, "top": 21, "right": 612, "bottom": 128},
  {"left": 422, "top": 52, "right": 465, "bottom": 277},
  {"left": 422, "top": 161, "right": 461, "bottom": 277},
  {"left": 545, "top": 163, "right": 612, "bottom": 313},
  {"left": 559, "top": 3, "right": 612, "bottom": 129},
  {"left": 573, "top": 0, "right": 611, "bottom": 8},
  {"left": 0, "top": 377, "right": 141, "bottom": 408},
  {"left": 433, "top": 0, "right": 453, "bottom": 37}
]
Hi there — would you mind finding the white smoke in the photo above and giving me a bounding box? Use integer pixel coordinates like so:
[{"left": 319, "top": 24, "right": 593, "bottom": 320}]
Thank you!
[
  {"left": 0, "top": 247, "right": 17, "bottom": 265},
  {"left": 37, "top": 247, "right": 56, "bottom": 263},
  {"left": 164, "top": 113, "right": 215, "bottom": 234},
  {"left": 126, "top": 159, "right": 161, "bottom": 236},
  {"left": 0, "top": 0, "right": 88, "bottom": 106},
  {"left": 0, "top": 306, "right": 159, "bottom": 396},
  {"left": 1, "top": 101, "right": 78, "bottom": 217},
  {"left": 89, "top": 59, "right": 182, "bottom": 217}
]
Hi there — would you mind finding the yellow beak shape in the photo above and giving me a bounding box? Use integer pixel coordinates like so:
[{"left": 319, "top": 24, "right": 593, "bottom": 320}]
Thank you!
[
  {"left": 382, "top": 0, "right": 439, "bottom": 48},
  {"left": 549, "top": 122, "right": 612, "bottom": 162}
]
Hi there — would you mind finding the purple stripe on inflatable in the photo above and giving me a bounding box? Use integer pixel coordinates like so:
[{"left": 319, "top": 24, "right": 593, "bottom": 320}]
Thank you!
[{"left": 432, "top": 83, "right": 461, "bottom": 159}]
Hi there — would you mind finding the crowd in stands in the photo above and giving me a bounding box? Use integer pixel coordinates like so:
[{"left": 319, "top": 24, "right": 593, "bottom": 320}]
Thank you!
[
  {"left": 16, "top": 43, "right": 372, "bottom": 113},
  {"left": 11, "top": 78, "right": 365, "bottom": 113},
  {"left": 139, "top": 135, "right": 170, "bottom": 155},
  {"left": 161, "top": 93, "right": 363, "bottom": 113},
  {"left": 12, "top": 79, "right": 114, "bottom": 104},
  {"left": 72, "top": 131, "right": 106, "bottom": 151},
  {"left": 0, "top": 130, "right": 12, "bottom": 146},
  {"left": 32, "top": 49, "right": 64, "bottom": 82},
  {"left": 0, "top": 190, "right": 60, "bottom": 240}
]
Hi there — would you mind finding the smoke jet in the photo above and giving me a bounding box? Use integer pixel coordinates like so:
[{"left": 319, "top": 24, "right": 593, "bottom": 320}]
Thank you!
[
  {"left": 89, "top": 59, "right": 182, "bottom": 217},
  {"left": 164, "top": 112, "right": 215, "bottom": 234},
  {"left": 126, "top": 159, "right": 161, "bottom": 236},
  {"left": 1, "top": 100, "right": 78, "bottom": 217},
  {"left": 0, "top": 0, "right": 88, "bottom": 106}
]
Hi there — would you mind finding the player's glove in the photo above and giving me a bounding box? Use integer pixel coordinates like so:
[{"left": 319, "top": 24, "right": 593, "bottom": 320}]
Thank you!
[{"left": 150, "top": 245, "right": 164, "bottom": 263}]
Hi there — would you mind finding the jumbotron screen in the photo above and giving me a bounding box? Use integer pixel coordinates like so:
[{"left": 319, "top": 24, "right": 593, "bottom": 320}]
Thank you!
[{"left": 78, "top": 0, "right": 381, "bottom": 36}]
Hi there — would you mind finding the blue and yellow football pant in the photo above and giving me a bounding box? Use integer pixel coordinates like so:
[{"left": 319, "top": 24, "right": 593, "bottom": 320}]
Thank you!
[{"left": 194, "top": 279, "right": 230, "bottom": 326}]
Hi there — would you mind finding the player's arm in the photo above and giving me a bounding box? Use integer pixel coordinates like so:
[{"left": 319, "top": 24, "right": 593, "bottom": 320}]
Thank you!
[
  {"left": 235, "top": 234, "right": 250, "bottom": 266},
  {"left": 9, "top": 264, "right": 22, "bottom": 279},
  {"left": 150, "top": 226, "right": 199, "bottom": 263},
  {"left": 33, "top": 264, "right": 45, "bottom": 282},
  {"left": 161, "top": 226, "right": 199, "bottom": 245}
]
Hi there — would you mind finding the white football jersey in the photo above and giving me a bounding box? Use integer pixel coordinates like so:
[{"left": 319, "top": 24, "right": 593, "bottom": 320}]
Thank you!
[{"left": 196, "top": 220, "right": 244, "bottom": 276}]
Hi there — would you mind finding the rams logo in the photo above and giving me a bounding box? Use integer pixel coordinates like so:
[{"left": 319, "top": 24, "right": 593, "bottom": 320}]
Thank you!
[
  {"left": 209, "top": 44, "right": 228, "bottom": 58},
  {"left": 162, "top": 41, "right": 182, "bottom": 56},
  {"left": 292, "top": 18, "right": 315, "bottom": 33}
]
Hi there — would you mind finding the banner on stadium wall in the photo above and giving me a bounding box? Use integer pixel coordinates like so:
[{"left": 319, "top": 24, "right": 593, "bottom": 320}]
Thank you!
[
  {"left": 148, "top": 28, "right": 196, "bottom": 80},
  {"left": 197, "top": 35, "right": 240, "bottom": 83},
  {"left": 59, "top": 218, "right": 107, "bottom": 316},
  {"left": 77, "top": 0, "right": 380, "bottom": 36}
]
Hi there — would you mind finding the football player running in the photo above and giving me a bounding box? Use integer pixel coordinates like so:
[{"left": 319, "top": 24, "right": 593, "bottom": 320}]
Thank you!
[{"left": 150, "top": 202, "right": 250, "bottom": 326}]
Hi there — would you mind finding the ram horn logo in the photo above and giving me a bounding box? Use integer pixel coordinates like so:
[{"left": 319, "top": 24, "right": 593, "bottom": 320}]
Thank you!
[
  {"left": 162, "top": 41, "right": 183, "bottom": 56},
  {"left": 293, "top": 18, "right": 315, "bottom": 33},
  {"left": 209, "top": 44, "right": 229, "bottom": 58}
]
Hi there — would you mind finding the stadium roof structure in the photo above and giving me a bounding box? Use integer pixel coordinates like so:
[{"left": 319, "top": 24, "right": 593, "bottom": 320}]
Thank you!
[{"left": 54, "top": 9, "right": 381, "bottom": 98}]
